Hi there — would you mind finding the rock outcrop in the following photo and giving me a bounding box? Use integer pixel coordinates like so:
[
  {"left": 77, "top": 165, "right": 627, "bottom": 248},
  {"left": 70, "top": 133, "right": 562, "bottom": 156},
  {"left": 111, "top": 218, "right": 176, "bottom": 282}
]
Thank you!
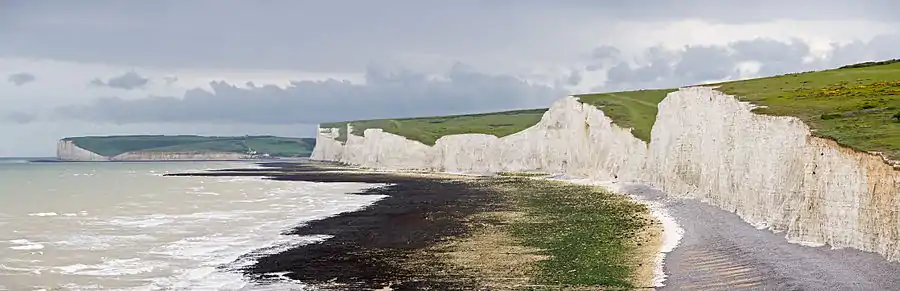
[{"left": 311, "top": 86, "right": 900, "bottom": 262}]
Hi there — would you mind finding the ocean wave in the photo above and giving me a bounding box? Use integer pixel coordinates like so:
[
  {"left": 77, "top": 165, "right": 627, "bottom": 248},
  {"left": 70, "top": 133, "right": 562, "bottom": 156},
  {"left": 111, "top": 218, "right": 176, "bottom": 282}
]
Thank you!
[
  {"left": 7, "top": 239, "right": 44, "bottom": 251},
  {"left": 105, "top": 215, "right": 174, "bottom": 228},
  {"left": 0, "top": 158, "right": 29, "bottom": 164},
  {"left": 52, "top": 234, "right": 156, "bottom": 251},
  {"left": 2, "top": 174, "right": 389, "bottom": 290},
  {"left": 27, "top": 212, "right": 58, "bottom": 217},
  {"left": 0, "top": 263, "right": 44, "bottom": 275},
  {"left": 54, "top": 258, "right": 167, "bottom": 276},
  {"left": 147, "top": 234, "right": 329, "bottom": 290}
]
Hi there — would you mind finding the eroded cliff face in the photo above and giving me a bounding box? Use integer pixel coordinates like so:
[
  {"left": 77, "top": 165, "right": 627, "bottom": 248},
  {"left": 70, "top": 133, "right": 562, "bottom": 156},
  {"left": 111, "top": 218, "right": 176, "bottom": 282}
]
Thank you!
[
  {"left": 649, "top": 87, "right": 900, "bottom": 260},
  {"left": 56, "top": 140, "right": 109, "bottom": 161},
  {"left": 313, "top": 97, "right": 649, "bottom": 180},
  {"left": 311, "top": 86, "right": 900, "bottom": 262}
]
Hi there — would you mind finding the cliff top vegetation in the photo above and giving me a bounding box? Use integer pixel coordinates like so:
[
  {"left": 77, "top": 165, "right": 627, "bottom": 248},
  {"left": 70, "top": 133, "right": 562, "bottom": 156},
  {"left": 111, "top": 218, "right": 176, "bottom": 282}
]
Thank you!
[
  {"left": 320, "top": 109, "right": 547, "bottom": 145},
  {"left": 63, "top": 135, "right": 316, "bottom": 157},
  {"left": 715, "top": 59, "right": 900, "bottom": 160}
]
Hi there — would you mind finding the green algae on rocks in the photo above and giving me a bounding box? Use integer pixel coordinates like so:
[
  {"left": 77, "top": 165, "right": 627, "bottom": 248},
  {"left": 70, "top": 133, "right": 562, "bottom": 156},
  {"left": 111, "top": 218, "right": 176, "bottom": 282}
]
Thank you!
[{"left": 468, "top": 177, "right": 658, "bottom": 289}]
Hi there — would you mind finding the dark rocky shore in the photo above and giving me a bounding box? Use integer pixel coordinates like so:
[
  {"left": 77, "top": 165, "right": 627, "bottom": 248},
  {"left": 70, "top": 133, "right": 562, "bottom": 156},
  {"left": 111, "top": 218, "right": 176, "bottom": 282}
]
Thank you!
[{"left": 167, "top": 162, "right": 506, "bottom": 290}]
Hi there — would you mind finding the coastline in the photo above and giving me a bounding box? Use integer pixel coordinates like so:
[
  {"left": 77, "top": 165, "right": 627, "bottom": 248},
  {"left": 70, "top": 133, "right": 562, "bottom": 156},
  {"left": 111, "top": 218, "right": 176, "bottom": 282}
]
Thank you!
[{"left": 168, "top": 162, "right": 666, "bottom": 290}]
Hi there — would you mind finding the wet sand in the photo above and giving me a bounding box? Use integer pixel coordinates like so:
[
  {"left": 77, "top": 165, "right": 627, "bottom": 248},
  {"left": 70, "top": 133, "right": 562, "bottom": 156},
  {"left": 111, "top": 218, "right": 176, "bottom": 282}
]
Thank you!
[{"left": 168, "top": 162, "right": 505, "bottom": 290}]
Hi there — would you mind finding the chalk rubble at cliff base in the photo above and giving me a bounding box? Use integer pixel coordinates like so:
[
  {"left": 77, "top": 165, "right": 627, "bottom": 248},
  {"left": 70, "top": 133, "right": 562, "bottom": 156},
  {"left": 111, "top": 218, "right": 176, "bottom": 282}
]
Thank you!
[{"left": 311, "top": 86, "right": 900, "bottom": 271}]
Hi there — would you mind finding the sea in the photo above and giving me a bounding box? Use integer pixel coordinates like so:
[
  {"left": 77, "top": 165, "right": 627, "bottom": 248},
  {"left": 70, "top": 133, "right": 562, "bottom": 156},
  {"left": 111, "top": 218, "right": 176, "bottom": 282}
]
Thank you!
[{"left": 0, "top": 158, "right": 386, "bottom": 290}]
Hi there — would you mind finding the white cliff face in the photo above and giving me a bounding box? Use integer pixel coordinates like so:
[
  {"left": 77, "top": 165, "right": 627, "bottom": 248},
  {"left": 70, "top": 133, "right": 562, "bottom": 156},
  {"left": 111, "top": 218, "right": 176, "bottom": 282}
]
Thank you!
[
  {"left": 311, "top": 86, "right": 900, "bottom": 262},
  {"left": 56, "top": 140, "right": 109, "bottom": 161},
  {"left": 312, "top": 97, "right": 650, "bottom": 180},
  {"left": 649, "top": 87, "right": 899, "bottom": 260}
]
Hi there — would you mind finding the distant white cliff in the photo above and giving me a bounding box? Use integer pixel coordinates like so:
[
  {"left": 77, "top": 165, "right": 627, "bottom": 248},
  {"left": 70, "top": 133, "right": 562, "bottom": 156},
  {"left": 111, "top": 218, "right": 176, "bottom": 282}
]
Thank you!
[{"left": 56, "top": 140, "right": 249, "bottom": 161}]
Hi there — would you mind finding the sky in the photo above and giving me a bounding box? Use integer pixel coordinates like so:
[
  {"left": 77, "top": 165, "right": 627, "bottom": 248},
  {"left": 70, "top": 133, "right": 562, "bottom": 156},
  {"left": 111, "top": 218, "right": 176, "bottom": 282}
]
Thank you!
[{"left": 1, "top": 0, "right": 899, "bottom": 157}]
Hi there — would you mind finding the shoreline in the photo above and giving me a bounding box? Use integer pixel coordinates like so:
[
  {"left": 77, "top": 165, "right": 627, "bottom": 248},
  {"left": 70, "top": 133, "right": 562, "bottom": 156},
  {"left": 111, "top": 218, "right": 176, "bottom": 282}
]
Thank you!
[
  {"left": 170, "top": 162, "right": 504, "bottom": 289},
  {"left": 167, "top": 162, "right": 666, "bottom": 290}
]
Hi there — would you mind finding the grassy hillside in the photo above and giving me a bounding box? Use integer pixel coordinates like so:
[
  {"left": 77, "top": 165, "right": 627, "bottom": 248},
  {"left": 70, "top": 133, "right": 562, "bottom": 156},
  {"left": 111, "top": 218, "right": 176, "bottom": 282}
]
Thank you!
[
  {"left": 321, "top": 109, "right": 548, "bottom": 145},
  {"left": 715, "top": 60, "right": 900, "bottom": 160},
  {"left": 63, "top": 135, "right": 315, "bottom": 157}
]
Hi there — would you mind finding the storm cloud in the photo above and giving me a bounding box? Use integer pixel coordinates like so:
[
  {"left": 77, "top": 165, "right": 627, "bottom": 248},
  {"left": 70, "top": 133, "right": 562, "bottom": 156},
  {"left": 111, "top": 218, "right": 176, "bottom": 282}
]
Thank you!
[
  {"left": 2, "top": 0, "right": 897, "bottom": 72},
  {"left": 1, "top": 111, "right": 38, "bottom": 124},
  {"left": 89, "top": 71, "right": 150, "bottom": 90},
  {"left": 598, "top": 34, "right": 900, "bottom": 91},
  {"left": 53, "top": 33, "right": 900, "bottom": 126},
  {"left": 7, "top": 72, "right": 36, "bottom": 86},
  {"left": 55, "top": 63, "right": 566, "bottom": 124}
]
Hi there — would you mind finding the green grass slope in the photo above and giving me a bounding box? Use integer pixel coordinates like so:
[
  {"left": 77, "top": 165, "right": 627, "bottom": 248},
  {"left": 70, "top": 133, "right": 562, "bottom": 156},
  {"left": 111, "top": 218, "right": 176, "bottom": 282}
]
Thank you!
[
  {"left": 575, "top": 89, "right": 677, "bottom": 142},
  {"left": 63, "top": 135, "right": 315, "bottom": 157},
  {"left": 321, "top": 109, "right": 548, "bottom": 145},
  {"left": 715, "top": 60, "right": 900, "bottom": 160}
]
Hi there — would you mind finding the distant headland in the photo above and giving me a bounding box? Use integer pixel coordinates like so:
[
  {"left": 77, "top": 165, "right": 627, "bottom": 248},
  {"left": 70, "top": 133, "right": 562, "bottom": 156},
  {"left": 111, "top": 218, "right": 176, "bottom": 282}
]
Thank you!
[{"left": 55, "top": 135, "right": 315, "bottom": 161}]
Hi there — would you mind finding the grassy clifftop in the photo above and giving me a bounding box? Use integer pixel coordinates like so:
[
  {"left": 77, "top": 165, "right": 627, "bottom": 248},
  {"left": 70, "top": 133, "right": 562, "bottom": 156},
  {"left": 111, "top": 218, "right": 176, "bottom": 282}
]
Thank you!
[
  {"left": 715, "top": 60, "right": 900, "bottom": 160},
  {"left": 321, "top": 109, "right": 547, "bottom": 145},
  {"left": 63, "top": 135, "right": 315, "bottom": 157},
  {"left": 575, "top": 89, "right": 677, "bottom": 142}
]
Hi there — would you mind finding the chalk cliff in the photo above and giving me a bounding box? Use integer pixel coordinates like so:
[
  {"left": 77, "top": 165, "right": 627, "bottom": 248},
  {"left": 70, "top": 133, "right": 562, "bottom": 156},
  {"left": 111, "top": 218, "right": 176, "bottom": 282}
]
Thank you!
[
  {"left": 311, "top": 86, "right": 900, "bottom": 262},
  {"left": 56, "top": 140, "right": 249, "bottom": 161},
  {"left": 57, "top": 140, "right": 110, "bottom": 161}
]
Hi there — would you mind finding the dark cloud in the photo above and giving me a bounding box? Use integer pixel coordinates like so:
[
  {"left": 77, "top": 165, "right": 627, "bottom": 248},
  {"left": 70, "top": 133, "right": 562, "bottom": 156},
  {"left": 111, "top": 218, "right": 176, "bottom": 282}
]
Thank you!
[
  {"left": 1, "top": 1, "right": 896, "bottom": 71},
  {"left": 2, "top": 111, "right": 38, "bottom": 124},
  {"left": 163, "top": 76, "right": 178, "bottom": 85},
  {"left": 827, "top": 34, "right": 900, "bottom": 68},
  {"left": 597, "top": 35, "right": 900, "bottom": 91},
  {"left": 55, "top": 63, "right": 567, "bottom": 124},
  {"left": 7, "top": 72, "right": 36, "bottom": 86},
  {"left": 586, "top": 46, "right": 621, "bottom": 72},
  {"left": 89, "top": 71, "right": 149, "bottom": 90}
]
